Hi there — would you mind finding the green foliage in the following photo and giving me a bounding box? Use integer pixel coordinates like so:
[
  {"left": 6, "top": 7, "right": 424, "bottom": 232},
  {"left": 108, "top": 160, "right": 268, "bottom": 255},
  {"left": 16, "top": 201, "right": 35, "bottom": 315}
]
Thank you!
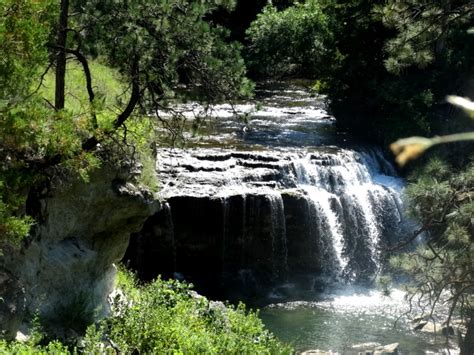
[
  {"left": 390, "top": 158, "right": 474, "bottom": 352},
  {"left": 0, "top": 269, "right": 291, "bottom": 354},
  {"left": 0, "top": 0, "right": 62, "bottom": 245},
  {"left": 0, "top": 339, "right": 70, "bottom": 354},
  {"left": 246, "top": 0, "right": 332, "bottom": 77},
  {"left": 84, "top": 269, "right": 291, "bottom": 354},
  {"left": 245, "top": 0, "right": 474, "bottom": 144},
  {"left": 0, "top": 314, "right": 70, "bottom": 354},
  {"left": 0, "top": 0, "right": 55, "bottom": 102},
  {"left": 380, "top": 1, "right": 474, "bottom": 74},
  {"left": 314, "top": 0, "right": 439, "bottom": 143},
  {"left": 80, "top": 0, "right": 253, "bottom": 107},
  {"left": 0, "top": 0, "right": 254, "bottom": 248}
]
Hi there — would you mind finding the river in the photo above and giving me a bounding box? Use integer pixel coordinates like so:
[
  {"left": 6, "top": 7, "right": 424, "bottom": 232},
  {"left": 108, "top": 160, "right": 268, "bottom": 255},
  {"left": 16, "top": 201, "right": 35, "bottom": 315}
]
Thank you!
[{"left": 125, "top": 81, "right": 457, "bottom": 354}]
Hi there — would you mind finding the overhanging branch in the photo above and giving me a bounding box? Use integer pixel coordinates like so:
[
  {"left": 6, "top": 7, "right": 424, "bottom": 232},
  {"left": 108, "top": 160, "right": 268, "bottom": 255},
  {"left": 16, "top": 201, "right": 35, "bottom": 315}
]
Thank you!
[{"left": 50, "top": 44, "right": 97, "bottom": 129}]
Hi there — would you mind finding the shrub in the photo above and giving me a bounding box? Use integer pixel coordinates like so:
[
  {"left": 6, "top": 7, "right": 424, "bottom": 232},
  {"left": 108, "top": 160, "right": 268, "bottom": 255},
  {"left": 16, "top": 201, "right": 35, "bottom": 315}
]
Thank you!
[{"left": 83, "top": 269, "right": 292, "bottom": 354}]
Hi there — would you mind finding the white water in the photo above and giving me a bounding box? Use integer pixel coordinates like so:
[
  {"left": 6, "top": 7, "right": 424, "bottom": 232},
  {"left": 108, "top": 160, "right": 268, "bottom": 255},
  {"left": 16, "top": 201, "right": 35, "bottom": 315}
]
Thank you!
[{"left": 287, "top": 151, "right": 405, "bottom": 281}]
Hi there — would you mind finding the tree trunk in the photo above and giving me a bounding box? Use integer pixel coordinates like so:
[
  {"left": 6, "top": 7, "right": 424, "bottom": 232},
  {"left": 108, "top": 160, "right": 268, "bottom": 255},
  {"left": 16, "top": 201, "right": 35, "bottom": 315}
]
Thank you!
[{"left": 55, "top": 0, "right": 69, "bottom": 110}]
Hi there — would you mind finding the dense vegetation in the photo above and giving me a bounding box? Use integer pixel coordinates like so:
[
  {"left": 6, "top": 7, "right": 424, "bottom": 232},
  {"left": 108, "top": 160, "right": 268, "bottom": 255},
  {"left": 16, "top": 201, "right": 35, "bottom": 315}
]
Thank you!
[
  {"left": 389, "top": 159, "right": 473, "bottom": 353},
  {"left": 246, "top": 0, "right": 332, "bottom": 77},
  {"left": 0, "top": 269, "right": 290, "bottom": 353}
]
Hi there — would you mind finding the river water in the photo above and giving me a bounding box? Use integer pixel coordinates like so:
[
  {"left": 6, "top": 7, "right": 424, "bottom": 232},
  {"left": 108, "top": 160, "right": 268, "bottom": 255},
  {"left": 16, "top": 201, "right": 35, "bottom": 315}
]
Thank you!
[{"left": 144, "top": 82, "right": 456, "bottom": 353}]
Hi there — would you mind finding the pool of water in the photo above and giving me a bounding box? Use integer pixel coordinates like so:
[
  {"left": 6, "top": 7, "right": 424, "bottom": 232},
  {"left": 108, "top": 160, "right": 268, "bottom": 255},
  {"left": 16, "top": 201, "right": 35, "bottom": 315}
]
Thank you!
[{"left": 259, "top": 287, "right": 457, "bottom": 354}]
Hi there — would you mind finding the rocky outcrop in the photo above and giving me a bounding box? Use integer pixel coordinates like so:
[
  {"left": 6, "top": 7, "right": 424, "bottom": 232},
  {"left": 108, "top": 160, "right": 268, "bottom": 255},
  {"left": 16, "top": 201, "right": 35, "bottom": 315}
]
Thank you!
[
  {"left": 299, "top": 343, "right": 399, "bottom": 355},
  {"left": 2, "top": 164, "right": 159, "bottom": 336},
  {"left": 351, "top": 342, "right": 399, "bottom": 354}
]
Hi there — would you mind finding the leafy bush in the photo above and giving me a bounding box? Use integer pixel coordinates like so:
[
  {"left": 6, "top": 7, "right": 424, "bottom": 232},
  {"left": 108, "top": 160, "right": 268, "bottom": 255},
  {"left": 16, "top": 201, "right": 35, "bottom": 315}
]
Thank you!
[
  {"left": 0, "top": 339, "right": 70, "bottom": 355},
  {"left": 246, "top": 0, "right": 332, "bottom": 78},
  {"left": 83, "top": 269, "right": 292, "bottom": 354}
]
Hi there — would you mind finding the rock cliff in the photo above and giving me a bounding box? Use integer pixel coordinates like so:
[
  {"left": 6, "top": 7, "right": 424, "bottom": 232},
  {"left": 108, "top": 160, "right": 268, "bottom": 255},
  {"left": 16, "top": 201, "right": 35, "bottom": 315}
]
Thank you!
[{"left": 1, "top": 163, "right": 159, "bottom": 337}]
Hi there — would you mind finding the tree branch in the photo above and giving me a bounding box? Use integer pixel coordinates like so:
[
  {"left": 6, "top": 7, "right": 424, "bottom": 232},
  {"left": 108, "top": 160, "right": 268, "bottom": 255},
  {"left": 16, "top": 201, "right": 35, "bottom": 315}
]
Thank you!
[
  {"left": 49, "top": 44, "right": 97, "bottom": 128},
  {"left": 113, "top": 58, "right": 140, "bottom": 129}
]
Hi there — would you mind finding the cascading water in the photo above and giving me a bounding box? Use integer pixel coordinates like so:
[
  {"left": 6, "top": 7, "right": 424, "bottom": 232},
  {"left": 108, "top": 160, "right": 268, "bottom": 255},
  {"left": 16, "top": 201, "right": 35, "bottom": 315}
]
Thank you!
[
  {"left": 130, "top": 145, "right": 409, "bottom": 293},
  {"left": 267, "top": 193, "right": 289, "bottom": 281},
  {"left": 124, "top": 82, "right": 447, "bottom": 353},
  {"left": 291, "top": 150, "right": 406, "bottom": 283},
  {"left": 126, "top": 81, "right": 412, "bottom": 289},
  {"left": 162, "top": 202, "right": 177, "bottom": 272}
]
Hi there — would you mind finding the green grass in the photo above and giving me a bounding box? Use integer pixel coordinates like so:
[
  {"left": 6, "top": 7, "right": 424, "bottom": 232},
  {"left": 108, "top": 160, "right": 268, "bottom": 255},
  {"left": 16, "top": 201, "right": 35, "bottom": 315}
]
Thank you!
[
  {"left": 38, "top": 58, "right": 160, "bottom": 192},
  {"left": 39, "top": 59, "right": 127, "bottom": 130}
]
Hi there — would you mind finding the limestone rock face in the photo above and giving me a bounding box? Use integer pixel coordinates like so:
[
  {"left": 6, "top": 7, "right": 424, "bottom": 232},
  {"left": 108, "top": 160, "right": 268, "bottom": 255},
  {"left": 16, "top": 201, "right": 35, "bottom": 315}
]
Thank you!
[{"left": 3, "top": 164, "right": 159, "bottom": 334}]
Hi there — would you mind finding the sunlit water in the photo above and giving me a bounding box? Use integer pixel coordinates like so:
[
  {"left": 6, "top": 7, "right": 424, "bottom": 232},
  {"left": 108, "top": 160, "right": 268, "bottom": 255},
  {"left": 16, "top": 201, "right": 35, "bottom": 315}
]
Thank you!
[
  {"left": 260, "top": 287, "right": 457, "bottom": 354},
  {"left": 155, "top": 82, "right": 455, "bottom": 354}
]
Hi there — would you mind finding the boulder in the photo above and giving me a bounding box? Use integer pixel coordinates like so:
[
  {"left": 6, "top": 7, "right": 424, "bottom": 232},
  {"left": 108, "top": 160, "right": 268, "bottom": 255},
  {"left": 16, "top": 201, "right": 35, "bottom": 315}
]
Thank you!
[
  {"left": 300, "top": 350, "right": 337, "bottom": 355},
  {"left": 351, "top": 342, "right": 398, "bottom": 355},
  {"left": 373, "top": 342, "right": 399, "bottom": 354},
  {"left": 417, "top": 321, "right": 454, "bottom": 336}
]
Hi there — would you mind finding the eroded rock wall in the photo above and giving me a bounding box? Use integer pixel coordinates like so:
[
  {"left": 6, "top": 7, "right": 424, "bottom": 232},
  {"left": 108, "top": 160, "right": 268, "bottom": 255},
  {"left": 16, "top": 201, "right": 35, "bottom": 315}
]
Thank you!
[{"left": 1, "top": 164, "right": 159, "bottom": 336}]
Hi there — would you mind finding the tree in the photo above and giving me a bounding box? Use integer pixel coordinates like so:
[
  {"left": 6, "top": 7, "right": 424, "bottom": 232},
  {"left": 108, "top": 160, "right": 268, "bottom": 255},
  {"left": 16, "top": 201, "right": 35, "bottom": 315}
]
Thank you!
[
  {"left": 245, "top": 0, "right": 474, "bottom": 145},
  {"left": 381, "top": 1, "right": 474, "bottom": 74},
  {"left": 246, "top": 0, "right": 332, "bottom": 78},
  {"left": 0, "top": 0, "right": 252, "bottom": 249},
  {"left": 51, "top": 0, "right": 253, "bottom": 148},
  {"left": 0, "top": 0, "right": 57, "bottom": 246},
  {"left": 388, "top": 93, "right": 474, "bottom": 355},
  {"left": 389, "top": 158, "right": 473, "bottom": 354}
]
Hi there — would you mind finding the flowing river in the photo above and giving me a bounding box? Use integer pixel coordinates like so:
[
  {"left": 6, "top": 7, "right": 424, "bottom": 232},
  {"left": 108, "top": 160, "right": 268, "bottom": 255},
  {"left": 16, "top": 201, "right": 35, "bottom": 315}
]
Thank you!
[{"left": 125, "top": 82, "right": 456, "bottom": 354}]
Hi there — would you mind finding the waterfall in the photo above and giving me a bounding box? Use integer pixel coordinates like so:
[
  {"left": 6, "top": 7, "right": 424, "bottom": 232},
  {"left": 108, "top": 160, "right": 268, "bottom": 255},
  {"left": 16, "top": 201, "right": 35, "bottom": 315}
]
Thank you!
[
  {"left": 290, "top": 150, "right": 405, "bottom": 282},
  {"left": 127, "top": 146, "right": 409, "bottom": 295},
  {"left": 221, "top": 196, "right": 229, "bottom": 277},
  {"left": 126, "top": 85, "right": 413, "bottom": 296},
  {"left": 163, "top": 202, "right": 177, "bottom": 272},
  {"left": 267, "top": 193, "right": 289, "bottom": 282}
]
